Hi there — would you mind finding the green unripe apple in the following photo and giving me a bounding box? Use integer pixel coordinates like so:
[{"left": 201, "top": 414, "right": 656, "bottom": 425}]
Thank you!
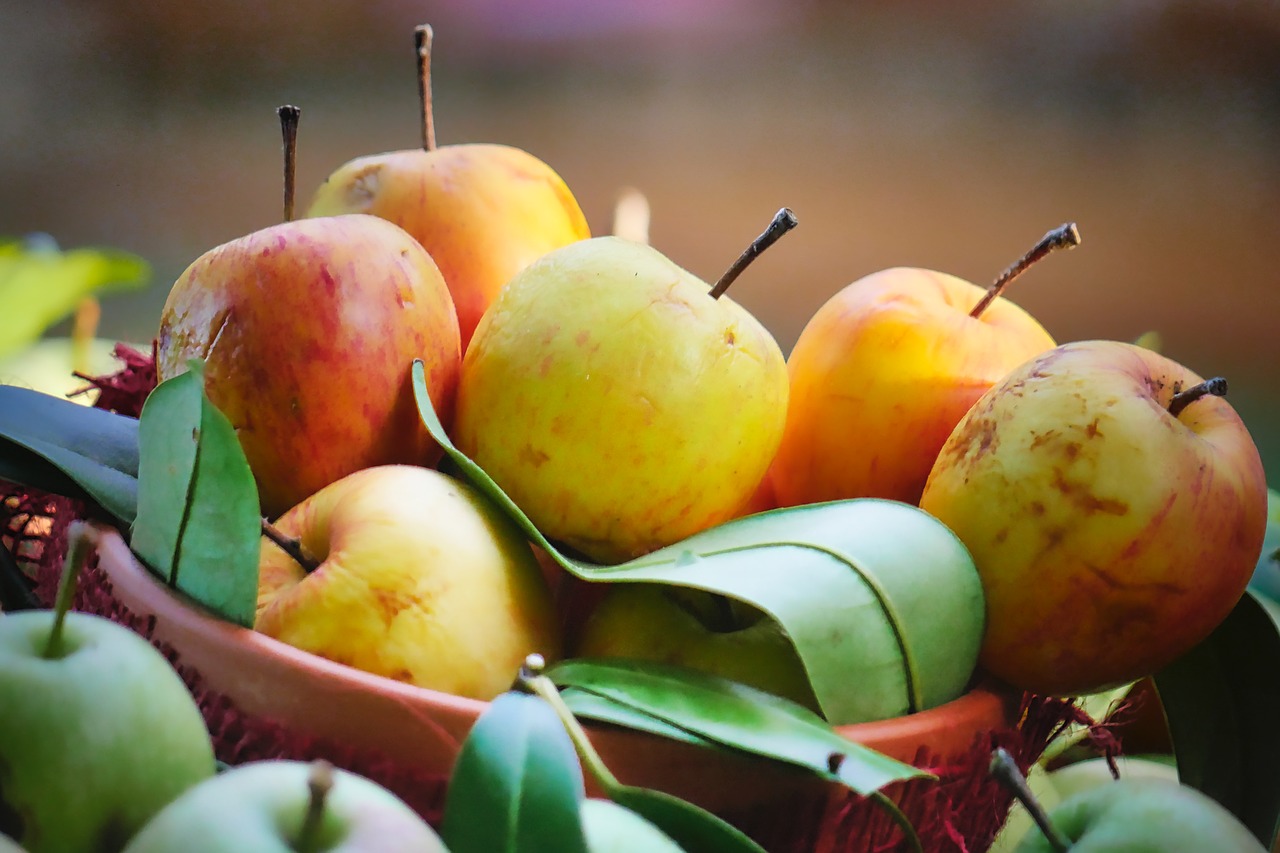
[
  {"left": 0, "top": 610, "right": 215, "bottom": 852},
  {"left": 122, "top": 760, "right": 444, "bottom": 852},
  {"left": 580, "top": 798, "right": 683, "bottom": 852}
]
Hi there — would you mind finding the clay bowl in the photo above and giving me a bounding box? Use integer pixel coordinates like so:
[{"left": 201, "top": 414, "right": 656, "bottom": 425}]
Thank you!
[{"left": 91, "top": 524, "right": 1014, "bottom": 816}]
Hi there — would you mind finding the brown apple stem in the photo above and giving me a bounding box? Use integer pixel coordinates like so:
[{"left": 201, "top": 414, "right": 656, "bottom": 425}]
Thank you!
[
  {"left": 989, "top": 748, "right": 1070, "bottom": 853},
  {"left": 415, "top": 24, "right": 437, "bottom": 151},
  {"left": 1168, "top": 377, "right": 1228, "bottom": 418},
  {"left": 44, "top": 521, "right": 95, "bottom": 659},
  {"left": 970, "top": 222, "right": 1081, "bottom": 319},
  {"left": 709, "top": 207, "right": 798, "bottom": 299},
  {"left": 277, "top": 105, "right": 301, "bottom": 222},
  {"left": 294, "top": 759, "right": 334, "bottom": 853},
  {"left": 261, "top": 518, "right": 322, "bottom": 574}
]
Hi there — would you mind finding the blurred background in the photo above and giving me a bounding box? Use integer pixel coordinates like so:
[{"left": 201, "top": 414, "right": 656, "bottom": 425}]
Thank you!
[{"left": 1, "top": 0, "right": 1277, "bottom": 472}]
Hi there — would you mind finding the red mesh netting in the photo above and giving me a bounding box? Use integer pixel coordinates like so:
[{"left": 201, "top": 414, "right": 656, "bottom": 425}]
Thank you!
[{"left": 0, "top": 345, "right": 1112, "bottom": 851}]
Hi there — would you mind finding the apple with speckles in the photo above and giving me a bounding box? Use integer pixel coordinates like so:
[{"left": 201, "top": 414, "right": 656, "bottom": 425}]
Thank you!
[{"left": 921, "top": 340, "right": 1268, "bottom": 696}]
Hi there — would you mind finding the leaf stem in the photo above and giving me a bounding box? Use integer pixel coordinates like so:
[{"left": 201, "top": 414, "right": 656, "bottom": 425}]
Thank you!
[
  {"left": 261, "top": 518, "right": 322, "bottom": 574},
  {"left": 970, "top": 223, "right": 1080, "bottom": 319},
  {"left": 1168, "top": 377, "right": 1227, "bottom": 418},
  {"left": 295, "top": 760, "right": 334, "bottom": 853},
  {"left": 415, "top": 24, "right": 437, "bottom": 151},
  {"left": 278, "top": 105, "right": 301, "bottom": 222},
  {"left": 989, "top": 748, "right": 1070, "bottom": 853},
  {"left": 44, "top": 521, "right": 95, "bottom": 658},
  {"left": 517, "top": 655, "right": 623, "bottom": 796},
  {"left": 709, "top": 208, "right": 797, "bottom": 300}
]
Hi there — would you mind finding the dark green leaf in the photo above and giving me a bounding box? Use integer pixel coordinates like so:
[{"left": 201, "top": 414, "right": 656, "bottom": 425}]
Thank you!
[
  {"left": 131, "top": 364, "right": 259, "bottom": 627},
  {"left": 442, "top": 691, "right": 589, "bottom": 853},
  {"left": 561, "top": 687, "right": 708, "bottom": 747},
  {"left": 411, "top": 360, "right": 985, "bottom": 726},
  {"left": 1153, "top": 589, "right": 1280, "bottom": 847},
  {"left": 610, "top": 786, "right": 766, "bottom": 853},
  {"left": 0, "top": 235, "right": 150, "bottom": 358},
  {"left": 548, "top": 659, "right": 928, "bottom": 797},
  {"left": 0, "top": 384, "right": 139, "bottom": 523},
  {"left": 1246, "top": 488, "right": 1280, "bottom": 605}
]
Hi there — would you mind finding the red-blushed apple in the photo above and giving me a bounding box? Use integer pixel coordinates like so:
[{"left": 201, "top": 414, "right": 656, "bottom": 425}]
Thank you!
[
  {"left": 255, "top": 464, "right": 562, "bottom": 701},
  {"left": 770, "top": 224, "right": 1078, "bottom": 508},
  {"left": 452, "top": 211, "right": 796, "bottom": 564},
  {"left": 305, "top": 25, "right": 590, "bottom": 349},
  {"left": 921, "top": 340, "right": 1268, "bottom": 696}
]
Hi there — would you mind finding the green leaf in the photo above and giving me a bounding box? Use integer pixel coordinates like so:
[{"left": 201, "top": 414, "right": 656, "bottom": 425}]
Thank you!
[
  {"left": 0, "top": 235, "right": 150, "bottom": 358},
  {"left": 561, "top": 687, "right": 709, "bottom": 747},
  {"left": 549, "top": 659, "right": 929, "bottom": 796},
  {"left": 131, "top": 363, "right": 259, "bottom": 627},
  {"left": 1246, "top": 488, "right": 1280, "bottom": 605},
  {"left": 609, "top": 786, "right": 765, "bottom": 853},
  {"left": 1153, "top": 589, "right": 1280, "bottom": 847},
  {"left": 0, "top": 384, "right": 139, "bottom": 524},
  {"left": 411, "top": 360, "right": 985, "bottom": 726},
  {"left": 442, "top": 691, "right": 589, "bottom": 853}
]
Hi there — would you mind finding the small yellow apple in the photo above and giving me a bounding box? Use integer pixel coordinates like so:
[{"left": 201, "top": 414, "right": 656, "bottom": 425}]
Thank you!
[{"left": 256, "top": 464, "right": 561, "bottom": 701}]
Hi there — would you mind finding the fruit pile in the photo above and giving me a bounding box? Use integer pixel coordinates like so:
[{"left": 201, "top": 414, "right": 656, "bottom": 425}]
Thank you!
[{"left": 1, "top": 21, "right": 1274, "bottom": 853}]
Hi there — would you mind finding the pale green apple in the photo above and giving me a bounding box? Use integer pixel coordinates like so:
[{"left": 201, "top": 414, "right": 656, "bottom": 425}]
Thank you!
[
  {"left": 0, "top": 337, "right": 123, "bottom": 405},
  {"left": 453, "top": 235, "right": 789, "bottom": 564},
  {"left": 580, "top": 798, "right": 683, "bottom": 852}
]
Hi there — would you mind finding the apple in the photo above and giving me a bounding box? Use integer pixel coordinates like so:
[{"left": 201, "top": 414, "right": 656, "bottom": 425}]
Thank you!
[
  {"left": 0, "top": 337, "right": 121, "bottom": 405},
  {"left": 574, "top": 583, "right": 819, "bottom": 712},
  {"left": 921, "top": 340, "right": 1268, "bottom": 696},
  {"left": 157, "top": 106, "right": 462, "bottom": 518},
  {"left": 122, "top": 759, "right": 445, "bottom": 852},
  {"left": 0, "top": 522, "right": 215, "bottom": 853},
  {"left": 305, "top": 25, "right": 590, "bottom": 349},
  {"left": 769, "top": 224, "right": 1078, "bottom": 508},
  {"left": 452, "top": 210, "right": 796, "bottom": 564},
  {"left": 580, "top": 798, "right": 682, "bottom": 852},
  {"left": 255, "top": 464, "right": 561, "bottom": 701}
]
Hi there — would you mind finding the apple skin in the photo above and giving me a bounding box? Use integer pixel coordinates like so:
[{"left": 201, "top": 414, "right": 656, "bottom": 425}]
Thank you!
[
  {"left": 770, "top": 268, "right": 1055, "bottom": 508},
  {"left": 1013, "top": 777, "right": 1265, "bottom": 852},
  {"left": 121, "top": 760, "right": 445, "bottom": 853},
  {"left": 580, "top": 798, "right": 683, "bottom": 852},
  {"left": 0, "top": 611, "right": 215, "bottom": 853},
  {"left": 157, "top": 214, "right": 462, "bottom": 518},
  {"left": 453, "top": 236, "right": 789, "bottom": 564},
  {"left": 0, "top": 337, "right": 123, "bottom": 405},
  {"left": 921, "top": 340, "right": 1268, "bottom": 696},
  {"left": 307, "top": 144, "right": 590, "bottom": 349},
  {"left": 256, "top": 464, "right": 562, "bottom": 701},
  {"left": 574, "top": 583, "right": 820, "bottom": 713}
]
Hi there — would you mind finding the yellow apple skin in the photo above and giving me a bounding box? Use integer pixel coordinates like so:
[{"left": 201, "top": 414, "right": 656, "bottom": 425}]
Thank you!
[
  {"left": 920, "top": 341, "right": 1268, "bottom": 696},
  {"left": 452, "top": 236, "right": 789, "bottom": 564},
  {"left": 256, "top": 465, "right": 561, "bottom": 701},
  {"left": 157, "top": 214, "right": 461, "bottom": 518},
  {"left": 770, "top": 268, "right": 1055, "bottom": 507},
  {"left": 306, "top": 144, "right": 591, "bottom": 349},
  {"left": 574, "top": 584, "right": 820, "bottom": 713}
]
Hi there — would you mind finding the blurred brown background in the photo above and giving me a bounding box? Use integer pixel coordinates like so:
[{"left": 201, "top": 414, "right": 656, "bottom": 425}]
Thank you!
[{"left": 2, "top": 0, "right": 1278, "bottom": 472}]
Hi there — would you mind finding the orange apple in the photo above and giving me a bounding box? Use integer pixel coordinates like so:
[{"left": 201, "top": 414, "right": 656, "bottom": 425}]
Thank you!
[
  {"left": 256, "top": 465, "right": 561, "bottom": 701},
  {"left": 920, "top": 341, "right": 1268, "bottom": 696},
  {"left": 769, "top": 224, "right": 1078, "bottom": 508},
  {"left": 305, "top": 25, "right": 590, "bottom": 349}
]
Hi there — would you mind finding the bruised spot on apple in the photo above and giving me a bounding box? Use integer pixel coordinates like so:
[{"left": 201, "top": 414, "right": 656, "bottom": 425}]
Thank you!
[{"left": 255, "top": 465, "right": 561, "bottom": 702}]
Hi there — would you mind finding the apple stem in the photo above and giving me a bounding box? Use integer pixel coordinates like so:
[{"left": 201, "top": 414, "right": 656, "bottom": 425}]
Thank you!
[
  {"left": 294, "top": 759, "right": 334, "bottom": 853},
  {"left": 612, "top": 186, "right": 651, "bottom": 244},
  {"left": 278, "top": 105, "right": 301, "bottom": 223},
  {"left": 44, "top": 521, "right": 96, "bottom": 659},
  {"left": 1168, "top": 377, "right": 1228, "bottom": 418},
  {"left": 517, "top": 654, "right": 625, "bottom": 796},
  {"left": 970, "top": 222, "right": 1081, "bottom": 319},
  {"left": 989, "top": 748, "right": 1070, "bottom": 853},
  {"left": 416, "top": 24, "right": 437, "bottom": 152},
  {"left": 709, "top": 207, "right": 798, "bottom": 299},
  {"left": 261, "top": 518, "right": 322, "bottom": 574}
]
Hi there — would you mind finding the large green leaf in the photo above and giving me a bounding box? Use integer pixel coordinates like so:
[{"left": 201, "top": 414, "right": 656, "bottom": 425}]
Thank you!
[
  {"left": 550, "top": 659, "right": 927, "bottom": 796},
  {"left": 131, "top": 364, "right": 259, "bottom": 627},
  {"left": 411, "top": 360, "right": 985, "bottom": 726},
  {"left": 0, "top": 384, "right": 139, "bottom": 524},
  {"left": 441, "top": 691, "right": 589, "bottom": 853},
  {"left": 1153, "top": 589, "right": 1280, "bottom": 847},
  {"left": 1247, "top": 488, "right": 1280, "bottom": 605},
  {"left": 0, "top": 235, "right": 150, "bottom": 358}
]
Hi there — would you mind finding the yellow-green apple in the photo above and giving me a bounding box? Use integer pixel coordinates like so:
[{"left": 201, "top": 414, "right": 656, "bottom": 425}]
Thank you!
[
  {"left": 921, "top": 340, "right": 1268, "bottom": 696},
  {"left": 305, "top": 25, "right": 590, "bottom": 349},
  {"left": 0, "top": 524, "right": 215, "bottom": 853},
  {"left": 580, "top": 798, "right": 682, "bottom": 852},
  {"left": 122, "top": 760, "right": 445, "bottom": 853},
  {"left": 0, "top": 337, "right": 120, "bottom": 405},
  {"left": 770, "top": 224, "right": 1079, "bottom": 508},
  {"left": 451, "top": 210, "right": 796, "bottom": 564},
  {"left": 255, "top": 464, "right": 561, "bottom": 701},
  {"left": 574, "top": 583, "right": 819, "bottom": 711}
]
